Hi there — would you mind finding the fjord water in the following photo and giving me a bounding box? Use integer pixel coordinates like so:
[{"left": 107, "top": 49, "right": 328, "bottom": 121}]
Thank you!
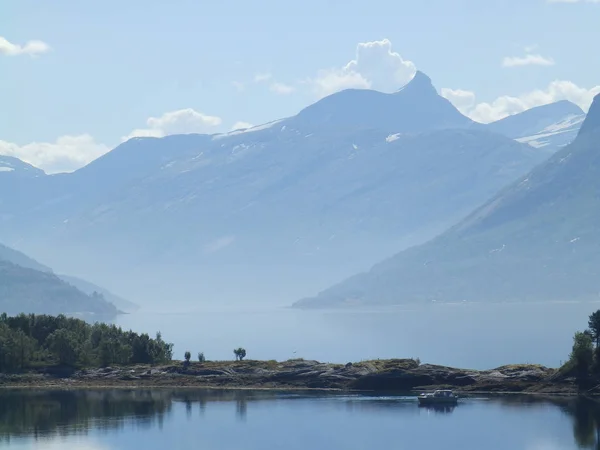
[
  {"left": 2, "top": 389, "right": 600, "bottom": 450},
  {"left": 114, "top": 302, "right": 598, "bottom": 369}
]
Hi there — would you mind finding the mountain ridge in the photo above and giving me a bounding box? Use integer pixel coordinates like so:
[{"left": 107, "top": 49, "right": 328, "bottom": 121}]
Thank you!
[
  {"left": 0, "top": 242, "right": 135, "bottom": 314},
  {"left": 0, "top": 73, "right": 581, "bottom": 307},
  {"left": 294, "top": 94, "right": 600, "bottom": 308}
]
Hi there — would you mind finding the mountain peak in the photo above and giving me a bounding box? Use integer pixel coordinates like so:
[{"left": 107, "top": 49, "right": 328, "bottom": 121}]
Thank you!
[
  {"left": 396, "top": 71, "right": 436, "bottom": 96},
  {"left": 291, "top": 69, "right": 472, "bottom": 133},
  {"left": 578, "top": 94, "right": 600, "bottom": 137}
]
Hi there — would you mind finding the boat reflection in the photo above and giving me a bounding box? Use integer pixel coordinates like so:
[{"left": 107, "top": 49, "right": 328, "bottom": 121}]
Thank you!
[{"left": 418, "top": 404, "right": 456, "bottom": 414}]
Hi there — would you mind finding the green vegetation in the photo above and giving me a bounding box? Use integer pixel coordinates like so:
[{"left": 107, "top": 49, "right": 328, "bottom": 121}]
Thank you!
[
  {"left": 0, "top": 313, "right": 173, "bottom": 372},
  {"left": 588, "top": 310, "right": 600, "bottom": 348},
  {"left": 198, "top": 352, "right": 205, "bottom": 362},
  {"left": 565, "top": 309, "right": 600, "bottom": 382},
  {"left": 570, "top": 331, "right": 594, "bottom": 378},
  {"left": 233, "top": 347, "right": 247, "bottom": 361}
]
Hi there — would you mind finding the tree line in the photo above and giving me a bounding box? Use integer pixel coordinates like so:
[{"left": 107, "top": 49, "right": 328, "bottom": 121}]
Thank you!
[
  {"left": 0, "top": 313, "right": 173, "bottom": 372},
  {"left": 568, "top": 309, "right": 600, "bottom": 380}
]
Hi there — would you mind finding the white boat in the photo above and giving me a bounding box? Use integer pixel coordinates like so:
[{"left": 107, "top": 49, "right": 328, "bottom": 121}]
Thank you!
[{"left": 417, "top": 389, "right": 458, "bottom": 406}]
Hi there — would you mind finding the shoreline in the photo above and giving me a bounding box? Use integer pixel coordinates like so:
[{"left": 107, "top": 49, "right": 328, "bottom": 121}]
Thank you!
[
  {"left": 0, "top": 384, "right": 583, "bottom": 397},
  {"left": 0, "top": 358, "right": 586, "bottom": 396}
]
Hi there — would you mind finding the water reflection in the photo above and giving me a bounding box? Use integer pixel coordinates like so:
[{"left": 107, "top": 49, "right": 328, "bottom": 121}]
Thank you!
[
  {"left": 0, "top": 389, "right": 172, "bottom": 441},
  {"left": 418, "top": 404, "right": 456, "bottom": 414},
  {"left": 2, "top": 389, "right": 600, "bottom": 448},
  {"left": 560, "top": 397, "right": 600, "bottom": 449}
]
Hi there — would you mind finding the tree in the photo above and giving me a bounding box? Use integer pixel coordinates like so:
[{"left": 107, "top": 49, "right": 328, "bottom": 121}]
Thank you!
[
  {"left": 198, "top": 352, "right": 205, "bottom": 363},
  {"left": 184, "top": 351, "right": 191, "bottom": 363},
  {"left": 233, "top": 348, "right": 247, "bottom": 361},
  {"left": 588, "top": 310, "right": 600, "bottom": 348},
  {"left": 46, "top": 329, "right": 81, "bottom": 366},
  {"left": 570, "top": 331, "right": 594, "bottom": 379},
  {"left": 0, "top": 313, "right": 174, "bottom": 373}
]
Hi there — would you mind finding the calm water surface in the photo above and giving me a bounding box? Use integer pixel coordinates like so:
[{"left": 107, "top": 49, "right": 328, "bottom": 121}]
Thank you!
[
  {"left": 1, "top": 389, "right": 599, "bottom": 450},
  {"left": 114, "top": 302, "right": 599, "bottom": 368}
]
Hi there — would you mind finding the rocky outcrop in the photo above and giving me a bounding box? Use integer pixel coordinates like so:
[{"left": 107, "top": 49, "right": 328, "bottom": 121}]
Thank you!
[{"left": 0, "top": 359, "right": 579, "bottom": 394}]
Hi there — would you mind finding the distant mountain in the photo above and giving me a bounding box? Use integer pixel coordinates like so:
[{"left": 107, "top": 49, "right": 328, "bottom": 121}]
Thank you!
[
  {"left": 0, "top": 259, "right": 118, "bottom": 316},
  {"left": 57, "top": 274, "right": 139, "bottom": 313},
  {"left": 0, "top": 243, "right": 50, "bottom": 272},
  {"left": 0, "top": 72, "right": 556, "bottom": 306},
  {"left": 291, "top": 71, "right": 477, "bottom": 133},
  {"left": 294, "top": 94, "right": 600, "bottom": 308},
  {"left": 0, "top": 243, "right": 132, "bottom": 314},
  {"left": 0, "top": 156, "right": 45, "bottom": 177},
  {"left": 487, "top": 101, "right": 585, "bottom": 151}
]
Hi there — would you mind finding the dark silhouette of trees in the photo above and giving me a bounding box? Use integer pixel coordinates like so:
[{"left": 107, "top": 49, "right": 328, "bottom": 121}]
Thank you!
[
  {"left": 589, "top": 311, "right": 600, "bottom": 349},
  {"left": 0, "top": 313, "right": 173, "bottom": 371},
  {"left": 233, "top": 348, "right": 246, "bottom": 361},
  {"left": 570, "top": 331, "right": 594, "bottom": 379}
]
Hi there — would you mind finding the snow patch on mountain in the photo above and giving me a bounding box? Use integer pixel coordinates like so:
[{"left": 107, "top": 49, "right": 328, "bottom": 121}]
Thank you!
[
  {"left": 516, "top": 114, "right": 585, "bottom": 149},
  {"left": 213, "top": 119, "right": 284, "bottom": 140}
]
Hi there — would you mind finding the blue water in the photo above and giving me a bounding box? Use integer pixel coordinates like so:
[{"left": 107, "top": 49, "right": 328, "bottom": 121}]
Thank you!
[
  {"left": 113, "top": 302, "right": 599, "bottom": 369},
  {"left": 1, "top": 390, "right": 597, "bottom": 450}
]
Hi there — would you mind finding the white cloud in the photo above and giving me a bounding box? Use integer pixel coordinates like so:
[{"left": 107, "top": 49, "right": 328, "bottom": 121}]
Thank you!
[
  {"left": 309, "top": 38, "right": 416, "bottom": 98},
  {"left": 309, "top": 70, "right": 370, "bottom": 98},
  {"left": 0, "top": 36, "right": 50, "bottom": 56},
  {"left": 0, "top": 108, "right": 247, "bottom": 173},
  {"left": 270, "top": 82, "right": 295, "bottom": 95},
  {"left": 231, "top": 121, "right": 253, "bottom": 131},
  {"left": 442, "top": 81, "right": 600, "bottom": 123},
  {"left": 440, "top": 88, "right": 477, "bottom": 112},
  {"left": 253, "top": 73, "right": 272, "bottom": 83},
  {"left": 0, "top": 134, "right": 109, "bottom": 174},
  {"left": 502, "top": 54, "right": 555, "bottom": 67},
  {"left": 123, "top": 108, "right": 223, "bottom": 141}
]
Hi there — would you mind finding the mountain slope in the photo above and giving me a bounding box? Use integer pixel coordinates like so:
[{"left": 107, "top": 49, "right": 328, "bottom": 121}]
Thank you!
[
  {"left": 487, "top": 101, "right": 584, "bottom": 139},
  {"left": 0, "top": 156, "right": 45, "bottom": 177},
  {"left": 0, "top": 243, "right": 130, "bottom": 314},
  {"left": 57, "top": 274, "right": 139, "bottom": 312},
  {"left": 0, "top": 72, "right": 556, "bottom": 306},
  {"left": 291, "top": 71, "right": 477, "bottom": 133},
  {"left": 0, "top": 243, "right": 51, "bottom": 272},
  {"left": 294, "top": 94, "right": 600, "bottom": 308},
  {"left": 0, "top": 260, "right": 118, "bottom": 315},
  {"left": 486, "top": 101, "right": 585, "bottom": 152}
]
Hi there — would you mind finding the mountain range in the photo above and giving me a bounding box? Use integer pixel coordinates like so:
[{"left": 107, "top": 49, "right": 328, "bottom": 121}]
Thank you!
[
  {"left": 0, "top": 71, "right": 589, "bottom": 309},
  {"left": 294, "top": 93, "right": 600, "bottom": 308}
]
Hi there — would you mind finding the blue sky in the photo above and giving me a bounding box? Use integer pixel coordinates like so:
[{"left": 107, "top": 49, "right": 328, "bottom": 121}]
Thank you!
[{"left": 1, "top": 0, "right": 599, "bottom": 173}]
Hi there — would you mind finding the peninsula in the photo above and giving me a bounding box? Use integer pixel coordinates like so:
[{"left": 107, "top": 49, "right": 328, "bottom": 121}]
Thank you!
[{"left": 1, "top": 311, "right": 599, "bottom": 396}]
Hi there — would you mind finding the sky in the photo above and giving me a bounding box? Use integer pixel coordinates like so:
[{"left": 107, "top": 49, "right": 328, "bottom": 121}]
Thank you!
[{"left": 1, "top": 0, "right": 599, "bottom": 173}]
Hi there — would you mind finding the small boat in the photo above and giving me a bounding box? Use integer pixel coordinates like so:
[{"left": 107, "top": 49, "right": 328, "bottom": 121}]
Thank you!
[{"left": 417, "top": 389, "right": 458, "bottom": 406}]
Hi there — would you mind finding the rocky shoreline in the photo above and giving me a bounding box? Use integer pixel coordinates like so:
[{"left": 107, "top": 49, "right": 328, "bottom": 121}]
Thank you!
[{"left": 0, "top": 359, "right": 586, "bottom": 395}]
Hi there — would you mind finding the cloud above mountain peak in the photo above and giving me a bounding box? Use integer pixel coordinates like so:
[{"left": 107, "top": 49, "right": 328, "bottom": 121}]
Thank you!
[{"left": 309, "top": 39, "right": 417, "bottom": 98}]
